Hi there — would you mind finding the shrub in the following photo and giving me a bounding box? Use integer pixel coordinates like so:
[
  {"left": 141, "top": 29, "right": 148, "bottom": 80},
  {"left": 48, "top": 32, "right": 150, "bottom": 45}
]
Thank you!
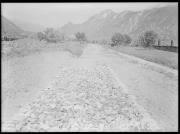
[{"left": 75, "top": 32, "right": 87, "bottom": 41}]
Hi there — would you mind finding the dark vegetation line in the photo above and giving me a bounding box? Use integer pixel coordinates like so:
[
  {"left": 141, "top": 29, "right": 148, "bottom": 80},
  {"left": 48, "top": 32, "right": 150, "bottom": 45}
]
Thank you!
[
  {"left": 2, "top": 27, "right": 177, "bottom": 52},
  {"left": 2, "top": 27, "right": 177, "bottom": 70}
]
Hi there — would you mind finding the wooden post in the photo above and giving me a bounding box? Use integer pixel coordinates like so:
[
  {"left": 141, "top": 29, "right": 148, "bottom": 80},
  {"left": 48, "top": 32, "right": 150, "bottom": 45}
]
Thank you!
[
  {"left": 171, "top": 40, "right": 173, "bottom": 47},
  {"left": 158, "top": 39, "right": 160, "bottom": 46}
]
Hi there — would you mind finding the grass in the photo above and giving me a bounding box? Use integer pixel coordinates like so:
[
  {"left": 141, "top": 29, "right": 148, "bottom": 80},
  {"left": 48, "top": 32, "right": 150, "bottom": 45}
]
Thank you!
[
  {"left": 2, "top": 38, "right": 87, "bottom": 59},
  {"left": 2, "top": 39, "right": 178, "bottom": 70},
  {"left": 105, "top": 45, "right": 178, "bottom": 70}
]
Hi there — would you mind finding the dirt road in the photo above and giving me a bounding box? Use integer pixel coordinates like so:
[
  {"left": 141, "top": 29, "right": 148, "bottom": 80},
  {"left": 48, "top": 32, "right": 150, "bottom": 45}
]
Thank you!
[{"left": 2, "top": 43, "right": 178, "bottom": 131}]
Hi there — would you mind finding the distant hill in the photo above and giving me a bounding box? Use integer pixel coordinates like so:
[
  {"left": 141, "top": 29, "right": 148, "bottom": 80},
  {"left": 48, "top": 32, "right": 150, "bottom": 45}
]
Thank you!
[
  {"left": 60, "top": 5, "right": 178, "bottom": 46},
  {"left": 13, "top": 19, "right": 45, "bottom": 32},
  {"left": 1, "top": 16, "right": 36, "bottom": 40},
  {"left": 1, "top": 16, "right": 24, "bottom": 37}
]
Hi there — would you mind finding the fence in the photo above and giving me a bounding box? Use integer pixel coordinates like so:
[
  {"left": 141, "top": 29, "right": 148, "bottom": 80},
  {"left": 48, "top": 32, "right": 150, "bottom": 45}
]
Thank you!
[{"left": 153, "top": 39, "right": 178, "bottom": 52}]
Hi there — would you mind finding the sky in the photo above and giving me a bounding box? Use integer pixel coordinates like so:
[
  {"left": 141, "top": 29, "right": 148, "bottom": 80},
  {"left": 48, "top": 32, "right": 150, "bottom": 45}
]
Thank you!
[{"left": 1, "top": 2, "right": 177, "bottom": 28}]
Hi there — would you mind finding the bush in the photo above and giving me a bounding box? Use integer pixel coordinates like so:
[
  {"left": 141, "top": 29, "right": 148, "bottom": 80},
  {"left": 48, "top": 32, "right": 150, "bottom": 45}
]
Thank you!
[{"left": 75, "top": 32, "right": 87, "bottom": 41}]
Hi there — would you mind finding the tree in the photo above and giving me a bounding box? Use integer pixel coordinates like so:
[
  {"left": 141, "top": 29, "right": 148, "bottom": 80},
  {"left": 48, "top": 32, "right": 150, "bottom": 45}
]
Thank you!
[
  {"left": 143, "top": 31, "right": 158, "bottom": 47},
  {"left": 133, "top": 31, "right": 158, "bottom": 47},
  {"left": 111, "top": 33, "right": 124, "bottom": 46},
  {"left": 43, "top": 28, "right": 64, "bottom": 43},
  {"left": 44, "top": 28, "right": 56, "bottom": 42},
  {"left": 75, "top": 32, "right": 87, "bottom": 41},
  {"left": 54, "top": 31, "right": 65, "bottom": 42},
  {"left": 37, "top": 32, "right": 45, "bottom": 41},
  {"left": 123, "top": 34, "right": 132, "bottom": 44}
]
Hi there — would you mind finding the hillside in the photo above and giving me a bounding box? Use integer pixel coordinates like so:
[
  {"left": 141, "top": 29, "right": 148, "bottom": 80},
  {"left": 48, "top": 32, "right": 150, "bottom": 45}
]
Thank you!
[
  {"left": 60, "top": 5, "right": 178, "bottom": 45},
  {"left": 13, "top": 19, "right": 45, "bottom": 32},
  {"left": 1, "top": 16, "right": 24, "bottom": 37}
]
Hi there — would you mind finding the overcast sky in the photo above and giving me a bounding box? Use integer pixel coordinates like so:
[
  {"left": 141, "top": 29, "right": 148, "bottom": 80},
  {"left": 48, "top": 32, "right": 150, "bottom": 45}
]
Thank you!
[{"left": 1, "top": 3, "right": 177, "bottom": 28}]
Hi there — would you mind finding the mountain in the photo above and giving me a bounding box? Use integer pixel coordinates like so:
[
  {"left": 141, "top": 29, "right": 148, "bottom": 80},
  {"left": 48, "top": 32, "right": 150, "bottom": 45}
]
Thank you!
[
  {"left": 60, "top": 5, "right": 178, "bottom": 45},
  {"left": 1, "top": 16, "right": 24, "bottom": 37},
  {"left": 13, "top": 20, "right": 45, "bottom": 32}
]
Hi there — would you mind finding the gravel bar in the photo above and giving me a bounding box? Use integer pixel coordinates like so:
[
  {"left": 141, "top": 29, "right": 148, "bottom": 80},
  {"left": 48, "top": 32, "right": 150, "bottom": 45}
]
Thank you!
[{"left": 2, "top": 65, "right": 162, "bottom": 132}]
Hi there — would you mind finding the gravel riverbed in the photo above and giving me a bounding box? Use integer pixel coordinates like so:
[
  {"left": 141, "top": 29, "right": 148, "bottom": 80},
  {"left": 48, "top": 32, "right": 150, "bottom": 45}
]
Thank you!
[{"left": 2, "top": 65, "right": 162, "bottom": 132}]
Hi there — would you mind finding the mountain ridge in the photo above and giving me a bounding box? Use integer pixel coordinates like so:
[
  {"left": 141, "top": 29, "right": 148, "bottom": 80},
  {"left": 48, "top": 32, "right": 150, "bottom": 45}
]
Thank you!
[{"left": 59, "top": 5, "right": 178, "bottom": 45}]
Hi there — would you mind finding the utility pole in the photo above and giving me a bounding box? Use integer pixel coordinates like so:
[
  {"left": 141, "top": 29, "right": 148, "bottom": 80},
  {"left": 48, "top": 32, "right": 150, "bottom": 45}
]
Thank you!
[
  {"left": 171, "top": 40, "right": 173, "bottom": 47},
  {"left": 158, "top": 39, "right": 160, "bottom": 46}
]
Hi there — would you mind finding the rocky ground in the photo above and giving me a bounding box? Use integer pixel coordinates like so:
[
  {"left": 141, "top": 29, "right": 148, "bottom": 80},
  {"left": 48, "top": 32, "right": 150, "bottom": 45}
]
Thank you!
[
  {"left": 2, "top": 65, "right": 161, "bottom": 132},
  {"left": 2, "top": 43, "right": 177, "bottom": 132}
]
